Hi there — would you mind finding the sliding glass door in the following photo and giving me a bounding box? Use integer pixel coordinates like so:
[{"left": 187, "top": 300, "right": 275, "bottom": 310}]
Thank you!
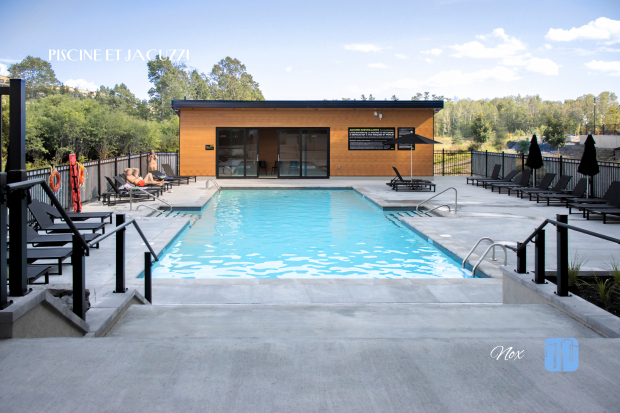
[
  {"left": 278, "top": 129, "right": 301, "bottom": 177},
  {"left": 302, "top": 129, "right": 328, "bottom": 177},
  {"left": 216, "top": 128, "right": 259, "bottom": 178}
]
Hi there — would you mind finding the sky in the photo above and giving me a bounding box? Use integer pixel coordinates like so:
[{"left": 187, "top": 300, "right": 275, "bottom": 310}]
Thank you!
[{"left": 1, "top": 0, "right": 619, "bottom": 102}]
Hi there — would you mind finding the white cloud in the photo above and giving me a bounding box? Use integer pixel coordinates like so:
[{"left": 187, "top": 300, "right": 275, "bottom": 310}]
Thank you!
[
  {"left": 544, "top": 44, "right": 552, "bottom": 49},
  {"left": 585, "top": 60, "right": 620, "bottom": 76},
  {"left": 451, "top": 28, "right": 526, "bottom": 58},
  {"left": 0, "top": 58, "right": 19, "bottom": 64},
  {"left": 0, "top": 63, "right": 8, "bottom": 76},
  {"left": 395, "top": 54, "right": 407, "bottom": 59},
  {"left": 64, "top": 79, "right": 98, "bottom": 91},
  {"left": 502, "top": 54, "right": 559, "bottom": 75},
  {"left": 546, "top": 17, "right": 620, "bottom": 43},
  {"left": 285, "top": 66, "right": 292, "bottom": 72},
  {"left": 368, "top": 63, "right": 389, "bottom": 68},
  {"left": 343, "top": 43, "right": 382, "bottom": 52},
  {"left": 421, "top": 48, "right": 442, "bottom": 56},
  {"left": 424, "top": 58, "right": 433, "bottom": 63}
]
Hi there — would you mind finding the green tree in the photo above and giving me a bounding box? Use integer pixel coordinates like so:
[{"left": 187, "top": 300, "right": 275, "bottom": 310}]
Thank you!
[
  {"left": 492, "top": 123, "right": 508, "bottom": 151},
  {"left": 8, "top": 56, "right": 61, "bottom": 99},
  {"left": 209, "top": 57, "right": 265, "bottom": 101},
  {"left": 543, "top": 114, "right": 567, "bottom": 149},
  {"left": 470, "top": 113, "right": 493, "bottom": 149},
  {"left": 451, "top": 129, "right": 463, "bottom": 146},
  {"left": 147, "top": 56, "right": 193, "bottom": 121}
]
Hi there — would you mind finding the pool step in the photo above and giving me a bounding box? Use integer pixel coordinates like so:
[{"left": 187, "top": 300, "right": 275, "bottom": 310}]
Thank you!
[{"left": 385, "top": 210, "right": 432, "bottom": 226}]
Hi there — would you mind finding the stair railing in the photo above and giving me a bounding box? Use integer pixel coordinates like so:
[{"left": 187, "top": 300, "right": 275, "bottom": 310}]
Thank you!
[{"left": 416, "top": 187, "right": 457, "bottom": 213}]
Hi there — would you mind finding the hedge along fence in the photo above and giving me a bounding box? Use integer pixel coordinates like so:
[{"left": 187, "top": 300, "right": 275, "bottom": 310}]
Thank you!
[
  {"left": 26, "top": 152, "right": 179, "bottom": 213},
  {"left": 470, "top": 150, "right": 620, "bottom": 199}
]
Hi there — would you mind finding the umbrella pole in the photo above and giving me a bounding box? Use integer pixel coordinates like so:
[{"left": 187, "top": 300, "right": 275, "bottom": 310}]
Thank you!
[{"left": 410, "top": 146, "right": 413, "bottom": 181}]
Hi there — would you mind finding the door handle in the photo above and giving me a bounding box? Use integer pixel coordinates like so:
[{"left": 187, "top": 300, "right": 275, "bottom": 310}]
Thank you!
[{"left": 257, "top": 154, "right": 259, "bottom": 161}]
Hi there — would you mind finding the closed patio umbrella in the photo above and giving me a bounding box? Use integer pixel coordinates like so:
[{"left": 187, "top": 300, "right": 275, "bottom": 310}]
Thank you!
[
  {"left": 525, "top": 134, "right": 544, "bottom": 187},
  {"left": 384, "top": 133, "right": 442, "bottom": 180},
  {"left": 577, "top": 134, "right": 599, "bottom": 198}
]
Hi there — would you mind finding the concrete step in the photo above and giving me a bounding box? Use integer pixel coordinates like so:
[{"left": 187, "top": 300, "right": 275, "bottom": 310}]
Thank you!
[{"left": 106, "top": 303, "right": 600, "bottom": 339}]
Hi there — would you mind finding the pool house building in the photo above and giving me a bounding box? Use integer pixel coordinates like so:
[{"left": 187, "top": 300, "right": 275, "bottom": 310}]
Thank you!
[{"left": 172, "top": 100, "right": 444, "bottom": 178}]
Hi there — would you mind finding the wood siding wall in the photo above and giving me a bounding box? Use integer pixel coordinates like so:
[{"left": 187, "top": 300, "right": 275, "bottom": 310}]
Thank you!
[{"left": 179, "top": 108, "right": 435, "bottom": 176}]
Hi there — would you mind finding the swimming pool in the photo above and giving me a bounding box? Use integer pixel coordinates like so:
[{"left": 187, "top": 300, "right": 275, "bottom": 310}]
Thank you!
[{"left": 153, "top": 190, "right": 471, "bottom": 279}]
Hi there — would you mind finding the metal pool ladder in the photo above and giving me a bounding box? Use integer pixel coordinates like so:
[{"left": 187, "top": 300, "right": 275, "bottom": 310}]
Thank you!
[
  {"left": 416, "top": 187, "right": 457, "bottom": 213},
  {"left": 206, "top": 179, "right": 221, "bottom": 192},
  {"left": 463, "top": 237, "right": 508, "bottom": 277}
]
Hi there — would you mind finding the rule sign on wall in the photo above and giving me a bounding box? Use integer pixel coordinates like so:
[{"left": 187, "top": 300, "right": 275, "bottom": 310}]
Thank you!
[{"left": 348, "top": 128, "right": 395, "bottom": 150}]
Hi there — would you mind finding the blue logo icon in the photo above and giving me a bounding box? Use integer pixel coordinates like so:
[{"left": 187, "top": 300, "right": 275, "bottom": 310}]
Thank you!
[{"left": 545, "top": 338, "right": 578, "bottom": 372}]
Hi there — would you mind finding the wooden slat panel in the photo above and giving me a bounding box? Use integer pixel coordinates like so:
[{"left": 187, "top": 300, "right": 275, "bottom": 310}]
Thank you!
[{"left": 180, "top": 108, "right": 435, "bottom": 176}]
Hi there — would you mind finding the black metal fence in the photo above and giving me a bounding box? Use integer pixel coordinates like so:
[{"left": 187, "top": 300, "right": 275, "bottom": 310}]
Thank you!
[
  {"left": 26, "top": 152, "right": 179, "bottom": 212},
  {"left": 579, "top": 124, "right": 619, "bottom": 136},
  {"left": 433, "top": 150, "right": 472, "bottom": 175},
  {"left": 469, "top": 150, "right": 620, "bottom": 199}
]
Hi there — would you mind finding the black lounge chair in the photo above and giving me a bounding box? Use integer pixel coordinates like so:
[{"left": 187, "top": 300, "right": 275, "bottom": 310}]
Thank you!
[
  {"left": 28, "top": 265, "right": 51, "bottom": 285},
  {"left": 586, "top": 208, "right": 620, "bottom": 224},
  {"left": 536, "top": 178, "right": 587, "bottom": 206},
  {"left": 467, "top": 164, "right": 501, "bottom": 185},
  {"left": 105, "top": 177, "right": 162, "bottom": 206},
  {"left": 38, "top": 201, "right": 112, "bottom": 224},
  {"left": 387, "top": 167, "right": 433, "bottom": 190},
  {"left": 152, "top": 170, "right": 184, "bottom": 186},
  {"left": 479, "top": 170, "right": 519, "bottom": 188},
  {"left": 504, "top": 172, "right": 555, "bottom": 196},
  {"left": 28, "top": 201, "right": 106, "bottom": 234},
  {"left": 27, "top": 226, "right": 100, "bottom": 248},
  {"left": 163, "top": 164, "right": 196, "bottom": 183},
  {"left": 8, "top": 247, "right": 73, "bottom": 275},
  {"left": 490, "top": 169, "right": 531, "bottom": 193},
  {"left": 569, "top": 182, "right": 620, "bottom": 216},
  {"left": 516, "top": 175, "right": 572, "bottom": 200},
  {"left": 116, "top": 174, "right": 169, "bottom": 194}
]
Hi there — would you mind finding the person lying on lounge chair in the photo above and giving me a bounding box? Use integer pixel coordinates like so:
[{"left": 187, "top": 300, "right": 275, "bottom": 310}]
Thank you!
[{"left": 124, "top": 168, "right": 165, "bottom": 187}]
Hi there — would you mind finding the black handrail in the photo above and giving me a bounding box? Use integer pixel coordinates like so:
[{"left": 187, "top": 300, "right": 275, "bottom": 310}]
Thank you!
[
  {"left": 87, "top": 219, "right": 158, "bottom": 261},
  {"left": 6, "top": 178, "right": 90, "bottom": 252},
  {"left": 510, "top": 214, "right": 620, "bottom": 296}
]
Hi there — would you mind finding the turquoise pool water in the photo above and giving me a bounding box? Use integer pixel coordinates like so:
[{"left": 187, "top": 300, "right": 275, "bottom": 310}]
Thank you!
[{"left": 153, "top": 190, "right": 471, "bottom": 279}]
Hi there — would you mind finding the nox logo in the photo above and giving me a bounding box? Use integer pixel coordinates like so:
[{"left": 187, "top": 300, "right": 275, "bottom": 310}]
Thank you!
[{"left": 545, "top": 338, "right": 579, "bottom": 372}]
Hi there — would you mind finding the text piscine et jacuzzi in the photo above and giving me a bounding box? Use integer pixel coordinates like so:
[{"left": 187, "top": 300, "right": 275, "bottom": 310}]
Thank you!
[{"left": 153, "top": 189, "right": 471, "bottom": 279}]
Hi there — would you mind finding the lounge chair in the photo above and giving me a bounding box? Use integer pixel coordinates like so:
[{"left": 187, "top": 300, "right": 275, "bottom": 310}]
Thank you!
[
  {"left": 151, "top": 170, "right": 184, "bottom": 186},
  {"left": 503, "top": 172, "right": 555, "bottom": 196},
  {"left": 586, "top": 208, "right": 620, "bottom": 224},
  {"left": 38, "top": 202, "right": 112, "bottom": 224},
  {"left": 27, "top": 226, "right": 100, "bottom": 248},
  {"left": 111, "top": 176, "right": 164, "bottom": 198},
  {"left": 536, "top": 178, "right": 587, "bottom": 206},
  {"left": 478, "top": 170, "right": 519, "bottom": 188},
  {"left": 163, "top": 164, "right": 196, "bottom": 183},
  {"left": 27, "top": 265, "right": 51, "bottom": 285},
  {"left": 8, "top": 247, "right": 73, "bottom": 275},
  {"left": 568, "top": 182, "right": 620, "bottom": 216},
  {"left": 387, "top": 167, "right": 432, "bottom": 190},
  {"left": 28, "top": 201, "right": 106, "bottom": 234},
  {"left": 489, "top": 169, "right": 531, "bottom": 193},
  {"left": 116, "top": 174, "right": 169, "bottom": 194},
  {"left": 516, "top": 176, "right": 572, "bottom": 200},
  {"left": 466, "top": 164, "right": 500, "bottom": 185}
]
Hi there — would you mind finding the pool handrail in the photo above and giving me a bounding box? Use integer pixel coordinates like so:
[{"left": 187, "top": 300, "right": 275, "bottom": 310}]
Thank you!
[
  {"left": 206, "top": 179, "right": 221, "bottom": 192},
  {"left": 416, "top": 187, "right": 457, "bottom": 213},
  {"left": 463, "top": 237, "right": 497, "bottom": 268},
  {"left": 426, "top": 204, "right": 451, "bottom": 214},
  {"left": 129, "top": 187, "right": 172, "bottom": 212},
  {"left": 471, "top": 243, "right": 507, "bottom": 277}
]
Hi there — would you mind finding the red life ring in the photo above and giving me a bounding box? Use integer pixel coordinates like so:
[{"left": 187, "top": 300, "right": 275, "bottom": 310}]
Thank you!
[{"left": 49, "top": 169, "right": 61, "bottom": 191}]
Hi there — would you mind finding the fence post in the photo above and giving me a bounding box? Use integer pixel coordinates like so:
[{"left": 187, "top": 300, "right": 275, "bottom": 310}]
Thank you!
[
  {"left": 114, "top": 156, "right": 118, "bottom": 176},
  {"left": 559, "top": 155, "right": 563, "bottom": 177},
  {"left": 470, "top": 149, "right": 473, "bottom": 176},
  {"left": 556, "top": 214, "right": 569, "bottom": 296},
  {"left": 442, "top": 148, "right": 445, "bottom": 176},
  {"left": 144, "top": 252, "right": 152, "bottom": 303},
  {"left": 485, "top": 150, "right": 488, "bottom": 177},
  {"left": 534, "top": 230, "right": 545, "bottom": 284},
  {"left": 72, "top": 234, "right": 87, "bottom": 319},
  {"left": 521, "top": 152, "right": 524, "bottom": 172},
  {"left": 97, "top": 158, "right": 102, "bottom": 200},
  {"left": 0, "top": 173, "right": 9, "bottom": 309},
  {"left": 501, "top": 151, "right": 505, "bottom": 178},
  {"left": 516, "top": 242, "right": 527, "bottom": 274},
  {"left": 115, "top": 214, "right": 127, "bottom": 293}
]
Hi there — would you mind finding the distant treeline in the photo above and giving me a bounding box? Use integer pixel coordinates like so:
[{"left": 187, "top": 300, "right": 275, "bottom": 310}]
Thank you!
[{"left": 1, "top": 56, "right": 264, "bottom": 169}]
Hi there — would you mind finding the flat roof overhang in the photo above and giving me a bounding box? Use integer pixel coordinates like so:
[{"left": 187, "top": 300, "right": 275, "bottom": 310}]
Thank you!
[{"left": 171, "top": 100, "right": 444, "bottom": 111}]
